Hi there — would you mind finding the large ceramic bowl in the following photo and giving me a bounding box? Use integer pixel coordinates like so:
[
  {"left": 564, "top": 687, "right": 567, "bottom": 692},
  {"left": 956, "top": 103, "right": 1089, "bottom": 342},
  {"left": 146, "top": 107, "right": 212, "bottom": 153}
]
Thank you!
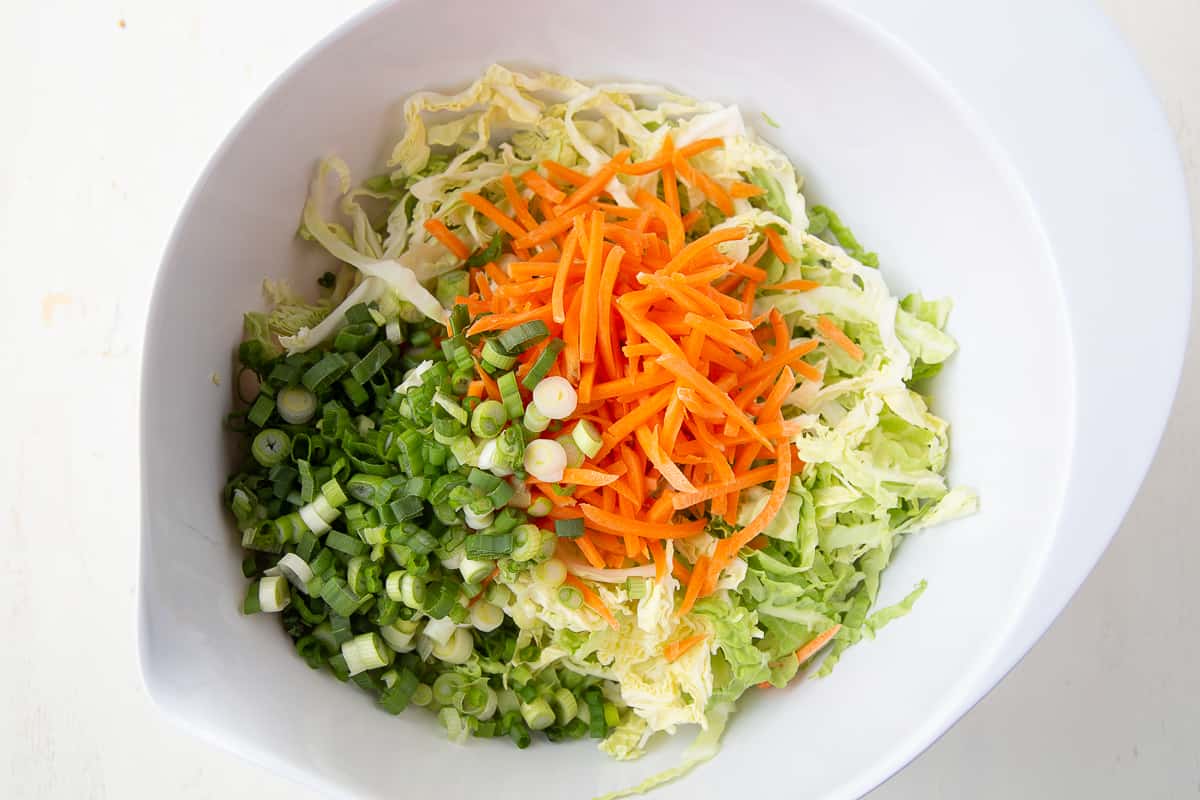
[{"left": 138, "top": 1, "right": 1191, "bottom": 797}]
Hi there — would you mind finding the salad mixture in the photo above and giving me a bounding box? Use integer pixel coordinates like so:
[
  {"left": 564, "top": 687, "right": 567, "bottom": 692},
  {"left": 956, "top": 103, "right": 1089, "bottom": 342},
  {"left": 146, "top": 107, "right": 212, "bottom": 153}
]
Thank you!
[{"left": 225, "top": 66, "right": 976, "bottom": 796}]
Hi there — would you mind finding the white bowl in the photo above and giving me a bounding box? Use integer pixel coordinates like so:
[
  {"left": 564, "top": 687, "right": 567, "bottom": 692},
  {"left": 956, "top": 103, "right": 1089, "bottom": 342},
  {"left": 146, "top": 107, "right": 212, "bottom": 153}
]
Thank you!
[{"left": 138, "top": 1, "right": 1191, "bottom": 798}]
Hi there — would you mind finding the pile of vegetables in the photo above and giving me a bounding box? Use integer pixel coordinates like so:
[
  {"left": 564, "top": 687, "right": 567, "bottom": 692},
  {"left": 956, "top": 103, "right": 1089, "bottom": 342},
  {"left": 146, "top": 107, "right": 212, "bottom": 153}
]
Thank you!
[{"left": 224, "top": 65, "right": 975, "bottom": 798}]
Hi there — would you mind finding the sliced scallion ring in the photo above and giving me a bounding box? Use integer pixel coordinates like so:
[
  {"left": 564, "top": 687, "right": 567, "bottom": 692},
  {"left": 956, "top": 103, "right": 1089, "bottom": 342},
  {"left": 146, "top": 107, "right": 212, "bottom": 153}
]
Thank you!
[{"left": 251, "top": 429, "right": 291, "bottom": 467}]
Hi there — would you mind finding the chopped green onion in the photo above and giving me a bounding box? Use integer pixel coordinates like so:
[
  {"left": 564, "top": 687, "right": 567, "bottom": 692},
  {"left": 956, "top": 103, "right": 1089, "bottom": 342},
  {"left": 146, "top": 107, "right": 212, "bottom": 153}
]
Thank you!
[
  {"left": 532, "top": 558, "right": 567, "bottom": 586},
  {"left": 554, "top": 518, "right": 584, "bottom": 539},
  {"left": 398, "top": 573, "right": 426, "bottom": 609},
  {"left": 521, "top": 338, "right": 564, "bottom": 390},
  {"left": 496, "top": 320, "right": 549, "bottom": 355},
  {"left": 432, "top": 627, "right": 474, "bottom": 664},
  {"left": 246, "top": 393, "right": 275, "bottom": 427},
  {"left": 257, "top": 575, "right": 291, "bottom": 612},
  {"left": 347, "top": 473, "right": 393, "bottom": 506},
  {"left": 586, "top": 688, "right": 607, "bottom": 738},
  {"left": 527, "top": 496, "right": 554, "bottom": 517},
  {"left": 458, "top": 556, "right": 493, "bottom": 584},
  {"left": 324, "top": 530, "right": 367, "bottom": 557},
  {"left": 481, "top": 339, "right": 517, "bottom": 370},
  {"left": 411, "top": 683, "right": 433, "bottom": 707},
  {"left": 485, "top": 581, "right": 513, "bottom": 607},
  {"left": 433, "top": 390, "right": 468, "bottom": 425},
  {"left": 465, "top": 533, "right": 514, "bottom": 559},
  {"left": 341, "top": 632, "right": 392, "bottom": 676},
  {"left": 251, "top": 429, "right": 291, "bottom": 467},
  {"left": 302, "top": 353, "right": 349, "bottom": 393},
  {"left": 333, "top": 322, "right": 377, "bottom": 352},
  {"left": 378, "top": 667, "right": 419, "bottom": 714},
  {"left": 463, "top": 507, "right": 494, "bottom": 531},
  {"left": 379, "top": 618, "right": 419, "bottom": 652},
  {"left": 555, "top": 433, "right": 586, "bottom": 469},
  {"left": 276, "top": 386, "right": 318, "bottom": 425},
  {"left": 523, "top": 439, "right": 566, "bottom": 482},
  {"left": 626, "top": 577, "right": 648, "bottom": 600},
  {"left": 470, "top": 400, "right": 507, "bottom": 439},
  {"left": 467, "top": 468, "right": 502, "bottom": 492},
  {"left": 510, "top": 524, "right": 548, "bottom": 562},
  {"left": 241, "top": 580, "right": 262, "bottom": 614},
  {"left": 557, "top": 585, "right": 583, "bottom": 610},
  {"left": 523, "top": 403, "right": 550, "bottom": 433},
  {"left": 321, "top": 478, "right": 348, "bottom": 508},
  {"left": 497, "top": 372, "right": 524, "bottom": 420},
  {"left": 469, "top": 600, "right": 504, "bottom": 632},
  {"left": 275, "top": 553, "right": 314, "bottom": 593},
  {"left": 571, "top": 419, "right": 603, "bottom": 459},
  {"left": 553, "top": 687, "right": 578, "bottom": 725},
  {"left": 389, "top": 494, "right": 423, "bottom": 522},
  {"left": 520, "top": 697, "right": 555, "bottom": 731},
  {"left": 439, "top": 707, "right": 469, "bottom": 744},
  {"left": 320, "top": 577, "right": 364, "bottom": 617},
  {"left": 531, "top": 376, "right": 577, "bottom": 420}
]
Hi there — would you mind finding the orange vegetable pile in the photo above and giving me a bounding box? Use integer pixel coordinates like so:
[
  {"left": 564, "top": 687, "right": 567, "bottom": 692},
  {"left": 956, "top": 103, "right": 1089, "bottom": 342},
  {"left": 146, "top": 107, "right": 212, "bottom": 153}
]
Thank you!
[{"left": 446, "top": 135, "right": 865, "bottom": 618}]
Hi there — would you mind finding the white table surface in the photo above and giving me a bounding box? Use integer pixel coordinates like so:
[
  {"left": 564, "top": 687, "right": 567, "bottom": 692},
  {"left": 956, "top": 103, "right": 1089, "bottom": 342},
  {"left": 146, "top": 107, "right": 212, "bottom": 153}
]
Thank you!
[{"left": 2, "top": 1, "right": 1196, "bottom": 797}]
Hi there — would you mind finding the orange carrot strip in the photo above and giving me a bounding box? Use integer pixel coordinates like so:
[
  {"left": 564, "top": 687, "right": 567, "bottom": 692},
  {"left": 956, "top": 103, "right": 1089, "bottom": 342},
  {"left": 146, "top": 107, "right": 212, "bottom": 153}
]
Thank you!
[
  {"left": 647, "top": 540, "right": 668, "bottom": 582},
  {"left": 494, "top": 277, "right": 554, "bottom": 298},
  {"left": 577, "top": 210, "right": 605, "bottom": 364},
  {"left": 634, "top": 189, "right": 684, "bottom": 257},
  {"left": 550, "top": 226, "right": 580, "bottom": 324},
  {"left": 423, "top": 219, "right": 471, "bottom": 260},
  {"left": 561, "top": 468, "right": 621, "bottom": 487},
  {"left": 541, "top": 160, "right": 588, "bottom": 186},
  {"left": 558, "top": 150, "right": 630, "bottom": 214},
  {"left": 483, "top": 260, "right": 510, "bottom": 286},
  {"left": 467, "top": 306, "right": 553, "bottom": 336},
  {"left": 681, "top": 208, "right": 704, "bottom": 232},
  {"left": 656, "top": 355, "right": 769, "bottom": 447},
  {"left": 662, "top": 227, "right": 745, "bottom": 274},
  {"left": 676, "top": 137, "right": 724, "bottom": 158},
  {"left": 616, "top": 155, "right": 670, "bottom": 176},
  {"left": 683, "top": 313, "right": 764, "bottom": 363},
  {"left": 473, "top": 362, "right": 501, "bottom": 401},
  {"left": 590, "top": 369, "right": 674, "bottom": 402},
  {"left": 675, "top": 556, "right": 710, "bottom": 618},
  {"left": 764, "top": 228, "right": 793, "bottom": 264},
  {"left": 547, "top": 505, "right": 585, "bottom": 520},
  {"left": 596, "top": 384, "right": 675, "bottom": 458},
  {"left": 472, "top": 270, "right": 493, "bottom": 301},
  {"left": 462, "top": 192, "right": 528, "bottom": 239},
  {"left": 722, "top": 440, "right": 792, "bottom": 553},
  {"left": 817, "top": 315, "right": 864, "bottom": 361},
  {"left": 579, "top": 503, "right": 706, "bottom": 539},
  {"left": 513, "top": 205, "right": 589, "bottom": 249},
  {"left": 564, "top": 574, "right": 618, "bottom": 629},
  {"left": 503, "top": 172, "right": 538, "bottom": 230},
  {"left": 729, "top": 181, "right": 765, "bottom": 199},
  {"left": 596, "top": 244, "right": 625, "bottom": 378},
  {"left": 560, "top": 283, "right": 585, "bottom": 383},
  {"left": 756, "top": 367, "right": 794, "bottom": 424},
  {"left": 575, "top": 536, "right": 607, "bottom": 569},
  {"left": 663, "top": 633, "right": 710, "bottom": 662},
  {"left": 671, "top": 464, "right": 779, "bottom": 510},
  {"left": 763, "top": 280, "right": 820, "bottom": 292},
  {"left": 741, "top": 339, "right": 820, "bottom": 383},
  {"left": 634, "top": 427, "right": 697, "bottom": 493},
  {"left": 660, "top": 395, "right": 686, "bottom": 453},
  {"left": 659, "top": 135, "right": 680, "bottom": 218},
  {"left": 578, "top": 362, "right": 596, "bottom": 404},
  {"left": 466, "top": 380, "right": 485, "bottom": 399},
  {"left": 795, "top": 624, "right": 843, "bottom": 665},
  {"left": 731, "top": 262, "right": 769, "bottom": 281},
  {"left": 521, "top": 169, "right": 567, "bottom": 203}
]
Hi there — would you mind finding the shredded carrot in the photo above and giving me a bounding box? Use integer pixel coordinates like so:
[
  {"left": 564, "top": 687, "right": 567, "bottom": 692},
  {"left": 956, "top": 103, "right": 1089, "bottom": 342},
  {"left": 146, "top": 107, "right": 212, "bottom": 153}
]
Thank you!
[
  {"left": 763, "top": 280, "right": 819, "bottom": 292},
  {"left": 541, "top": 160, "right": 588, "bottom": 186},
  {"left": 462, "top": 191, "right": 528, "bottom": 239},
  {"left": 675, "top": 556, "right": 710, "bottom": 618},
  {"left": 580, "top": 503, "right": 706, "bottom": 539},
  {"left": 452, "top": 147, "right": 848, "bottom": 582},
  {"left": 564, "top": 574, "right": 618, "bottom": 629},
  {"left": 817, "top": 315, "right": 864, "bottom": 361},
  {"left": 575, "top": 535, "right": 607, "bottom": 569},
  {"left": 764, "top": 227, "right": 793, "bottom": 264},
  {"left": 663, "top": 633, "right": 709, "bottom": 662},
  {"left": 794, "top": 624, "right": 842, "bottom": 665},
  {"left": 729, "top": 181, "right": 765, "bottom": 199},
  {"left": 521, "top": 169, "right": 566, "bottom": 203},
  {"left": 423, "top": 218, "right": 471, "bottom": 260}
]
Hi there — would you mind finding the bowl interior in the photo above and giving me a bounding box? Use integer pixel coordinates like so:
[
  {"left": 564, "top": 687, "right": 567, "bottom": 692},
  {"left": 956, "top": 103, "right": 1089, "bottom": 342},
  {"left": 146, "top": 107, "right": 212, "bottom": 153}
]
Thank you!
[{"left": 140, "top": 1, "right": 1074, "bottom": 797}]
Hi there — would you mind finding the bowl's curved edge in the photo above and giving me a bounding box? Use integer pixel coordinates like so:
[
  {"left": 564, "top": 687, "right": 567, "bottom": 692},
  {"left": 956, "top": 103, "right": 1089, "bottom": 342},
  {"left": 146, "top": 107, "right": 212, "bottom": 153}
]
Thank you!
[{"left": 837, "top": 1, "right": 1193, "bottom": 797}]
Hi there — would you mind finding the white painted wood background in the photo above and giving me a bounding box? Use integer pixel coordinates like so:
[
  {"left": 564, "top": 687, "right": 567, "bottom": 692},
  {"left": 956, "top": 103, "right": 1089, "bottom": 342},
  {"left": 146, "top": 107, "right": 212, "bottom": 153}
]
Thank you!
[{"left": 1, "top": 1, "right": 1196, "bottom": 796}]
